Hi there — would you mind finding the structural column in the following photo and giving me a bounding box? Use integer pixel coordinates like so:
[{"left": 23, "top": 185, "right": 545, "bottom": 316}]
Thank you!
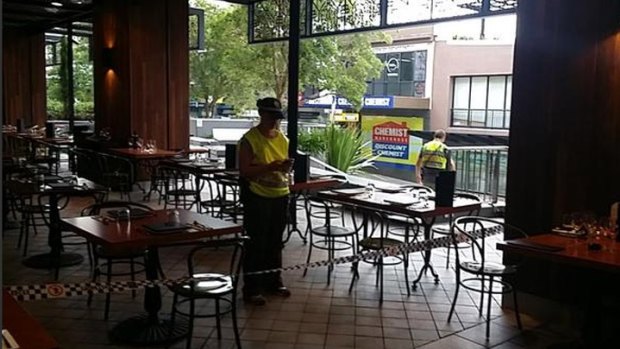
[
  {"left": 2, "top": 29, "right": 46, "bottom": 127},
  {"left": 92, "top": 0, "right": 189, "bottom": 150}
]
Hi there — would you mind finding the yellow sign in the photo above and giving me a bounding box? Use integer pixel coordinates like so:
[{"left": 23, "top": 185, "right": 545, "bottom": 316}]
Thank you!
[
  {"left": 332, "top": 113, "right": 359, "bottom": 122},
  {"left": 361, "top": 115, "right": 424, "bottom": 169}
]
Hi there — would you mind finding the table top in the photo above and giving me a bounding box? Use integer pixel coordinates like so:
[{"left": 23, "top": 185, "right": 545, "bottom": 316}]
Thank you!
[
  {"left": 160, "top": 159, "right": 227, "bottom": 174},
  {"left": 291, "top": 178, "right": 343, "bottom": 192},
  {"left": 318, "top": 189, "right": 481, "bottom": 218},
  {"left": 61, "top": 209, "right": 242, "bottom": 250},
  {"left": 497, "top": 234, "right": 620, "bottom": 273},
  {"left": 2, "top": 290, "right": 60, "bottom": 349},
  {"left": 109, "top": 148, "right": 180, "bottom": 159},
  {"left": 6, "top": 177, "right": 106, "bottom": 197}
]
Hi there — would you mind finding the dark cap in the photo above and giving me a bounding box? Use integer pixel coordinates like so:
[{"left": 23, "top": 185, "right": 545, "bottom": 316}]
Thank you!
[{"left": 257, "top": 97, "right": 285, "bottom": 119}]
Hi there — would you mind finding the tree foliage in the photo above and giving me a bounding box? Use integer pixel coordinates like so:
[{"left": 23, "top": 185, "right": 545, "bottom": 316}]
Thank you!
[
  {"left": 46, "top": 36, "right": 94, "bottom": 120},
  {"left": 189, "top": 1, "right": 385, "bottom": 115}
]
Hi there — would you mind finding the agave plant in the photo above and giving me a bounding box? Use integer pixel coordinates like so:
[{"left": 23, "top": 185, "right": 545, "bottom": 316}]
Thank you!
[{"left": 324, "top": 123, "right": 378, "bottom": 173}]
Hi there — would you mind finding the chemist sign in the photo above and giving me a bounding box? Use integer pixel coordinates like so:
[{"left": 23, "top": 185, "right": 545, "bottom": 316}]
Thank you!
[
  {"left": 361, "top": 115, "right": 424, "bottom": 170},
  {"left": 372, "top": 121, "right": 409, "bottom": 159}
]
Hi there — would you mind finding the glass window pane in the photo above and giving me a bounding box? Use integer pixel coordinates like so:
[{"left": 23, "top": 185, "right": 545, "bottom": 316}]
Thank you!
[
  {"left": 414, "top": 81, "right": 425, "bottom": 97},
  {"left": 401, "top": 53, "right": 413, "bottom": 82},
  {"left": 387, "top": 82, "right": 399, "bottom": 95},
  {"left": 453, "top": 77, "right": 470, "bottom": 109},
  {"left": 400, "top": 82, "right": 413, "bottom": 96},
  {"left": 413, "top": 51, "right": 427, "bottom": 81},
  {"left": 486, "top": 110, "right": 504, "bottom": 128},
  {"left": 452, "top": 109, "right": 468, "bottom": 126},
  {"left": 373, "top": 82, "right": 385, "bottom": 95},
  {"left": 386, "top": 53, "right": 400, "bottom": 82},
  {"left": 470, "top": 110, "right": 486, "bottom": 127},
  {"left": 505, "top": 76, "right": 512, "bottom": 110},
  {"left": 487, "top": 76, "right": 506, "bottom": 110},
  {"left": 470, "top": 76, "right": 488, "bottom": 109}
]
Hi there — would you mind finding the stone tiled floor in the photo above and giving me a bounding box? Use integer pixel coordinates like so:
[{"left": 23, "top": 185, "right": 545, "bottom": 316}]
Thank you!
[{"left": 2, "top": 184, "right": 573, "bottom": 349}]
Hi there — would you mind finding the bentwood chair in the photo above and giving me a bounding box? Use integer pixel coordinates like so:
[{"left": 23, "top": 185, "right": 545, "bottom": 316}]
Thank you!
[
  {"left": 447, "top": 216, "right": 525, "bottom": 339},
  {"left": 169, "top": 237, "right": 246, "bottom": 349},
  {"left": 350, "top": 210, "right": 412, "bottom": 303},
  {"left": 83, "top": 201, "right": 154, "bottom": 320},
  {"left": 304, "top": 196, "right": 358, "bottom": 285},
  {"left": 431, "top": 192, "right": 482, "bottom": 268}
]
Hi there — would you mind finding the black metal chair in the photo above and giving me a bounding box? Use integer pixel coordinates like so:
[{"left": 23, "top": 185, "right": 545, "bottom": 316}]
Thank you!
[
  {"left": 160, "top": 166, "right": 197, "bottom": 210},
  {"left": 200, "top": 174, "right": 240, "bottom": 221},
  {"left": 447, "top": 216, "right": 525, "bottom": 339},
  {"left": 98, "top": 153, "right": 134, "bottom": 201},
  {"left": 83, "top": 201, "right": 154, "bottom": 320},
  {"left": 168, "top": 237, "right": 245, "bottom": 349},
  {"left": 350, "top": 210, "right": 413, "bottom": 303},
  {"left": 304, "top": 196, "right": 358, "bottom": 285},
  {"left": 431, "top": 192, "right": 482, "bottom": 268}
]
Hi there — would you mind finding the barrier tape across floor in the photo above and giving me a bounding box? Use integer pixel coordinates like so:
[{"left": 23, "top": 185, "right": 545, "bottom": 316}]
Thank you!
[{"left": 6, "top": 225, "right": 502, "bottom": 302}]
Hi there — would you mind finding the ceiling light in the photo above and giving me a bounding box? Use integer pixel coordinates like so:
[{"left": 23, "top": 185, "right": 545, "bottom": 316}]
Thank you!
[{"left": 51, "top": 2, "right": 63, "bottom": 7}]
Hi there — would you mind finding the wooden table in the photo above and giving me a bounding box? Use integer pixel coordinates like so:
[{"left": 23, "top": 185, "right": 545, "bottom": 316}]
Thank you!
[
  {"left": 61, "top": 209, "right": 242, "bottom": 346},
  {"left": 497, "top": 233, "right": 620, "bottom": 347},
  {"left": 497, "top": 234, "right": 620, "bottom": 273},
  {"left": 109, "top": 148, "right": 182, "bottom": 200},
  {"left": 2, "top": 290, "right": 59, "bottom": 349},
  {"left": 319, "top": 189, "right": 481, "bottom": 288},
  {"left": 7, "top": 177, "right": 107, "bottom": 279}
]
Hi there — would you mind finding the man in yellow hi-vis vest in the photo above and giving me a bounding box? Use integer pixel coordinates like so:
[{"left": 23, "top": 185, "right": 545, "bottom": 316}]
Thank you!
[
  {"left": 415, "top": 129, "right": 455, "bottom": 188},
  {"left": 238, "top": 97, "right": 293, "bottom": 305}
]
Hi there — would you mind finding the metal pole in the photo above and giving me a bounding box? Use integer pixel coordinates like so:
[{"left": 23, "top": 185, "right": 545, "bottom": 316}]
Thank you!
[
  {"left": 67, "top": 23, "right": 75, "bottom": 134},
  {"left": 287, "top": 0, "right": 301, "bottom": 159}
]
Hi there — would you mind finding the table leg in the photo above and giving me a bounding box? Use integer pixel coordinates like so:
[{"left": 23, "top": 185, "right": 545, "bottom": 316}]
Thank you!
[
  {"left": 411, "top": 217, "right": 439, "bottom": 290},
  {"left": 22, "top": 193, "right": 84, "bottom": 278},
  {"left": 142, "top": 162, "right": 159, "bottom": 201},
  {"left": 109, "top": 248, "right": 188, "bottom": 345},
  {"left": 283, "top": 192, "right": 307, "bottom": 244},
  {"left": 195, "top": 173, "right": 202, "bottom": 213}
]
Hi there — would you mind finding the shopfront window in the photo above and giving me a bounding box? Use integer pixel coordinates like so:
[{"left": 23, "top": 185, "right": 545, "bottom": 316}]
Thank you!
[
  {"left": 367, "top": 50, "right": 427, "bottom": 97},
  {"left": 451, "top": 75, "right": 512, "bottom": 129}
]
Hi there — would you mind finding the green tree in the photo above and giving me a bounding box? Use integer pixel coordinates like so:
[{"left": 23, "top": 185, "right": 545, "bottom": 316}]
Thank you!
[
  {"left": 189, "top": 2, "right": 386, "bottom": 114},
  {"left": 46, "top": 36, "right": 94, "bottom": 120},
  {"left": 190, "top": 0, "right": 262, "bottom": 116}
]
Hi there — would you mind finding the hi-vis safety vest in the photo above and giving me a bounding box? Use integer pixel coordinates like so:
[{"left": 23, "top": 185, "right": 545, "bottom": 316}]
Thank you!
[
  {"left": 241, "top": 127, "right": 290, "bottom": 198},
  {"left": 420, "top": 139, "right": 448, "bottom": 170}
]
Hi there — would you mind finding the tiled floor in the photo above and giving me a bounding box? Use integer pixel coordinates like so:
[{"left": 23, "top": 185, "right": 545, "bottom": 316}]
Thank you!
[{"left": 2, "top": 181, "right": 574, "bottom": 349}]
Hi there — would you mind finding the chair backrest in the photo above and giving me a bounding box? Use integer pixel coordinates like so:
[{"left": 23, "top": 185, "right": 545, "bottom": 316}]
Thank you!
[
  {"left": 454, "top": 192, "right": 482, "bottom": 215},
  {"left": 186, "top": 237, "right": 247, "bottom": 291},
  {"left": 81, "top": 200, "right": 153, "bottom": 216},
  {"left": 305, "top": 195, "right": 334, "bottom": 231},
  {"left": 451, "top": 216, "right": 527, "bottom": 268}
]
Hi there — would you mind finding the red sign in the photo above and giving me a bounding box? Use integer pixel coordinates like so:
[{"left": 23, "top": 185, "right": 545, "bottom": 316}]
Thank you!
[{"left": 372, "top": 121, "right": 409, "bottom": 144}]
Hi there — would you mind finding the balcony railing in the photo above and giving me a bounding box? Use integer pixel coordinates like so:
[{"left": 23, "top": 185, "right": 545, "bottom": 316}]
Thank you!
[{"left": 452, "top": 146, "right": 508, "bottom": 203}]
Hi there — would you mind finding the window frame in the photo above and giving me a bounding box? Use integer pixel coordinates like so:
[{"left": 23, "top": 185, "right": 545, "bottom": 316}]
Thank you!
[{"left": 450, "top": 74, "right": 512, "bottom": 129}]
